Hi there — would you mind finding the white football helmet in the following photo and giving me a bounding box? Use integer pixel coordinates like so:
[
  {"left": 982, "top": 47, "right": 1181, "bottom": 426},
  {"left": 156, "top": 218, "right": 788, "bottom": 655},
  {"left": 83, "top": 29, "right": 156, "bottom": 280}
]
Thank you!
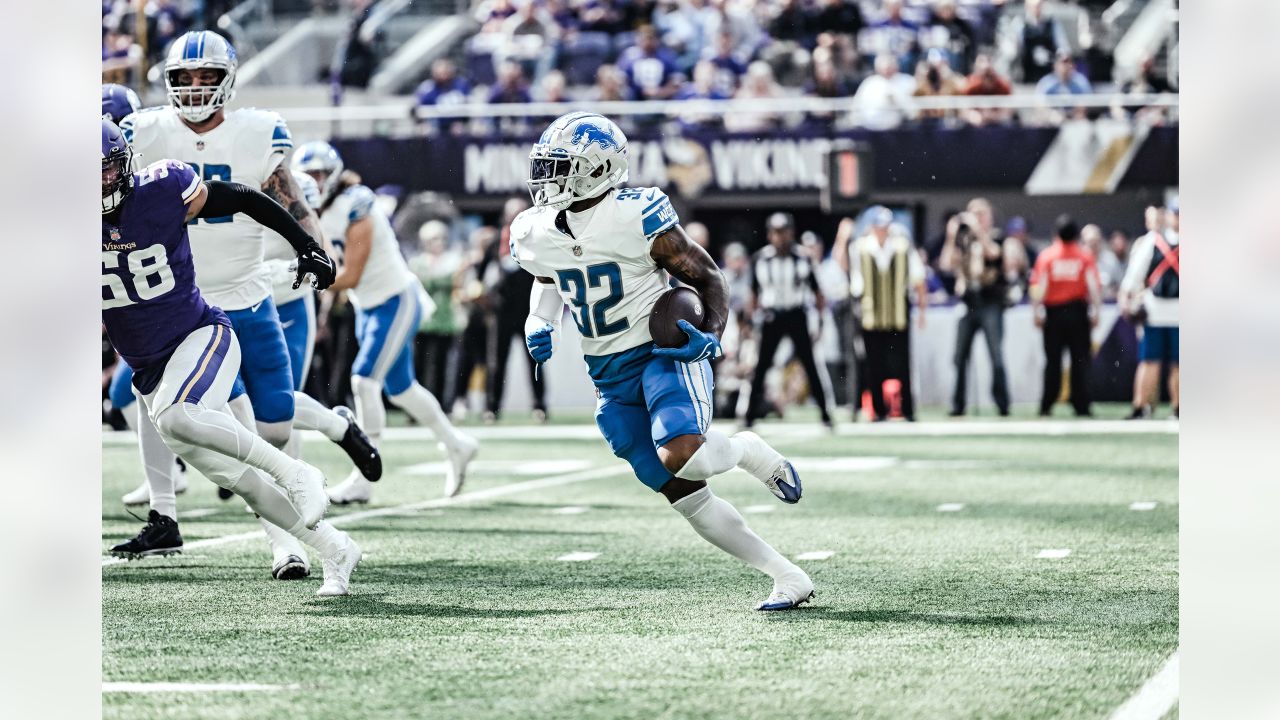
[
  {"left": 527, "top": 112, "right": 629, "bottom": 210},
  {"left": 291, "top": 141, "right": 344, "bottom": 200},
  {"left": 163, "top": 31, "right": 237, "bottom": 123}
]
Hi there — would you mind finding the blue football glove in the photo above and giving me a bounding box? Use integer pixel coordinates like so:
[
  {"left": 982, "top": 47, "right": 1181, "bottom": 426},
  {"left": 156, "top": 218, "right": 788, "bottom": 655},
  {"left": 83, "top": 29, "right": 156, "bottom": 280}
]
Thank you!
[
  {"left": 651, "top": 319, "right": 722, "bottom": 364},
  {"left": 526, "top": 324, "right": 555, "bottom": 363}
]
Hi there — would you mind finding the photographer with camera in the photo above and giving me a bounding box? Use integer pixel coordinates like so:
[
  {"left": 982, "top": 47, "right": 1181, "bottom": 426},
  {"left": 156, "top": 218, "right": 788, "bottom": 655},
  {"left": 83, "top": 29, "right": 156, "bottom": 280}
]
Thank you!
[
  {"left": 939, "top": 197, "right": 1017, "bottom": 417},
  {"left": 1120, "top": 203, "right": 1180, "bottom": 419}
]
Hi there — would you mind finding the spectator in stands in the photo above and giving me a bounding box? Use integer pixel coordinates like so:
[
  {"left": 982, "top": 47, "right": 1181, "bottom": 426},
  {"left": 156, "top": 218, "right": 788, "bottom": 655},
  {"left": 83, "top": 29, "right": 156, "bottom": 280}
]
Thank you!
[
  {"left": 998, "top": 0, "right": 1067, "bottom": 83},
  {"left": 475, "top": 0, "right": 518, "bottom": 33},
  {"left": 536, "top": 69, "right": 569, "bottom": 102},
  {"left": 960, "top": 52, "right": 1013, "bottom": 126},
  {"left": 409, "top": 220, "right": 463, "bottom": 405},
  {"left": 913, "top": 48, "right": 964, "bottom": 123},
  {"left": 488, "top": 60, "right": 533, "bottom": 104},
  {"left": 939, "top": 197, "right": 1013, "bottom": 417},
  {"left": 1036, "top": 50, "right": 1092, "bottom": 122},
  {"left": 1121, "top": 204, "right": 1179, "bottom": 419},
  {"left": 590, "top": 63, "right": 635, "bottom": 102},
  {"left": 332, "top": 0, "right": 390, "bottom": 89},
  {"left": 1109, "top": 228, "right": 1131, "bottom": 269},
  {"left": 618, "top": 24, "right": 683, "bottom": 99},
  {"left": 654, "top": 0, "right": 706, "bottom": 71},
  {"left": 851, "top": 53, "right": 916, "bottom": 130},
  {"left": 1037, "top": 50, "right": 1092, "bottom": 96},
  {"left": 497, "top": 0, "right": 561, "bottom": 80},
  {"left": 768, "top": 0, "right": 812, "bottom": 47},
  {"left": 810, "top": 0, "right": 861, "bottom": 77},
  {"left": 860, "top": 0, "right": 919, "bottom": 72},
  {"left": 921, "top": 0, "right": 976, "bottom": 73},
  {"left": 1082, "top": 223, "right": 1124, "bottom": 300},
  {"left": 1031, "top": 214, "right": 1100, "bottom": 417},
  {"left": 1123, "top": 54, "right": 1174, "bottom": 94},
  {"left": 724, "top": 61, "right": 785, "bottom": 133},
  {"left": 577, "top": 0, "right": 627, "bottom": 35},
  {"left": 675, "top": 59, "right": 730, "bottom": 129},
  {"left": 722, "top": 241, "right": 752, "bottom": 318},
  {"left": 804, "top": 46, "right": 854, "bottom": 128},
  {"left": 703, "top": 0, "right": 765, "bottom": 62},
  {"left": 414, "top": 59, "right": 474, "bottom": 134},
  {"left": 147, "top": 0, "right": 190, "bottom": 64},
  {"left": 703, "top": 30, "right": 750, "bottom": 97}
]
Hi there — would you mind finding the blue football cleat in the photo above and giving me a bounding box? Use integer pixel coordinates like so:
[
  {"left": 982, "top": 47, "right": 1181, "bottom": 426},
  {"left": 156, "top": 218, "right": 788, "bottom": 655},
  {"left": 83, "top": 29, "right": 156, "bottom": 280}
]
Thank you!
[{"left": 766, "top": 460, "right": 803, "bottom": 504}]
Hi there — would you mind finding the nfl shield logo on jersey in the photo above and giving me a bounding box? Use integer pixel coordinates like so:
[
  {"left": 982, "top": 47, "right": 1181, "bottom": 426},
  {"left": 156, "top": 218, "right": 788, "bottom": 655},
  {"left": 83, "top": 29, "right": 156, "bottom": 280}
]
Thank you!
[
  {"left": 109, "top": 227, "right": 121, "bottom": 242},
  {"left": 573, "top": 245, "right": 583, "bottom": 257}
]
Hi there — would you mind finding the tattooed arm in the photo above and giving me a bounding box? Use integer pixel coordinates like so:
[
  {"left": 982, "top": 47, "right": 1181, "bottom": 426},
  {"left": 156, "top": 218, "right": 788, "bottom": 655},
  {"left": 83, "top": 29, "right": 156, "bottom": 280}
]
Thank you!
[
  {"left": 649, "top": 225, "right": 730, "bottom": 338},
  {"left": 262, "top": 164, "right": 328, "bottom": 251}
]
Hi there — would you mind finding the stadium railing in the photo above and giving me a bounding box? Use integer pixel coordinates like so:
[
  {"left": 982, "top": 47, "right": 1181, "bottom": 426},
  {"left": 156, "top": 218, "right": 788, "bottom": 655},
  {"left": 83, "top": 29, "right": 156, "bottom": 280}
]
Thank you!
[{"left": 269, "top": 92, "right": 1179, "bottom": 134}]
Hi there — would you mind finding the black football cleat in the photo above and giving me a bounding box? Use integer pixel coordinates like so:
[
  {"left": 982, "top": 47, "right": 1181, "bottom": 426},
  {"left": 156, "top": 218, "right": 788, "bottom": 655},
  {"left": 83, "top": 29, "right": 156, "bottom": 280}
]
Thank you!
[
  {"left": 217, "top": 486, "right": 234, "bottom": 500},
  {"left": 110, "top": 510, "right": 183, "bottom": 559},
  {"left": 272, "top": 555, "right": 310, "bottom": 580},
  {"left": 335, "top": 406, "right": 382, "bottom": 481}
]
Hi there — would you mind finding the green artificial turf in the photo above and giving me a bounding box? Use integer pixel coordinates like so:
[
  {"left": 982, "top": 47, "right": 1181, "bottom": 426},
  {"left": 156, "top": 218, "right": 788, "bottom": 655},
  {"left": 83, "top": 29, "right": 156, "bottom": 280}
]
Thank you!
[{"left": 102, "top": 416, "right": 1177, "bottom": 720}]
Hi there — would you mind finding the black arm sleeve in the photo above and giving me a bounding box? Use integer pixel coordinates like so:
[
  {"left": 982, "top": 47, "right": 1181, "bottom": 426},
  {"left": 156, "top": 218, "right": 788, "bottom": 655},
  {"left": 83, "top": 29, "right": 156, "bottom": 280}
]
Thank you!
[{"left": 199, "top": 181, "right": 317, "bottom": 253}]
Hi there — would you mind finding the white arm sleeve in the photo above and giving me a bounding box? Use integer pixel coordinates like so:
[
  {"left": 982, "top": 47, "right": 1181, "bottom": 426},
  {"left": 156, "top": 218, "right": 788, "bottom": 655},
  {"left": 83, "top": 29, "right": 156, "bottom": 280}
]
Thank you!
[{"left": 524, "top": 279, "right": 565, "bottom": 346}]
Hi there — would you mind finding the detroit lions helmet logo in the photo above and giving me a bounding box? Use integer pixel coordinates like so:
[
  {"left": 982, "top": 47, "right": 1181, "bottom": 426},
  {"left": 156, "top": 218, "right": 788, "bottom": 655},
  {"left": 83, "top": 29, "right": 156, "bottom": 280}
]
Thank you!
[{"left": 570, "top": 121, "right": 619, "bottom": 153}]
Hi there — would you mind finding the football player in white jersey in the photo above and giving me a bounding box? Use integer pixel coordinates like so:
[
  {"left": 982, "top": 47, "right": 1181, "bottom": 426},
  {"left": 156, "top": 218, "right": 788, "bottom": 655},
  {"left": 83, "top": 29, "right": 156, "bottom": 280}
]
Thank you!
[
  {"left": 292, "top": 141, "right": 478, "bottom": 505},
  {"left": 513, "top": 113, "right": 814, "bottom": 610},
  {"left": 120, "top": 31, "right": 379, "bottom": 580}
]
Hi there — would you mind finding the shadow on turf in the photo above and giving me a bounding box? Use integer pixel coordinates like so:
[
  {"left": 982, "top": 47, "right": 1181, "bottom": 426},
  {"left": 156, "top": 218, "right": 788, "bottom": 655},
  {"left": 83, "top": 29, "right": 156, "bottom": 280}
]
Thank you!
[
  {"left": 297, "top": 592, "right": 614, "bottom": 619},
  {"left": 769, "top": 607, "right": 1040, "bottom": 627}
]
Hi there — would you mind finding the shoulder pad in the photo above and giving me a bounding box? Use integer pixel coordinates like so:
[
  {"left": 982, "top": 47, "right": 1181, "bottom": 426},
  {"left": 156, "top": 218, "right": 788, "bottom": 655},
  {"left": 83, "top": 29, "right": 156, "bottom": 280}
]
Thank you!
[
  {"left": 614, "top": 187, "right": 678, "bottom": 242},
  {"left": 343, "top": 185, "right": 376, "bottom": 222}
]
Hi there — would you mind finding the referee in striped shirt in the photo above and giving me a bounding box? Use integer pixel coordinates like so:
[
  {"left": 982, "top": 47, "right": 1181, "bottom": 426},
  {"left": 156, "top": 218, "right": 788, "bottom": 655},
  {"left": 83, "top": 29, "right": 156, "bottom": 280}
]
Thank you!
[{"left": 744, "top": 212, "right": 834, "bottom": 428}]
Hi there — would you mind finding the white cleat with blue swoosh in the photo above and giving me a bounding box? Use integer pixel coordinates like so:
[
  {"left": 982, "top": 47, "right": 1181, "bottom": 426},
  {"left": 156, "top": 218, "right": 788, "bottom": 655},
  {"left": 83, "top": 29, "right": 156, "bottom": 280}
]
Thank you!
[{"left": 757, "top": 569, "right": 815, "bottom": 611}]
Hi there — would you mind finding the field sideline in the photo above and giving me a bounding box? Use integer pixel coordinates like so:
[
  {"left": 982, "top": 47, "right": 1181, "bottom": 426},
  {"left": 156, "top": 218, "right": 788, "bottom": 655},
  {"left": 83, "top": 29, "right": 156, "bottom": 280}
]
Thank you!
[{"left": 102, "top": 415, "right": 1178, "bottom": 720}]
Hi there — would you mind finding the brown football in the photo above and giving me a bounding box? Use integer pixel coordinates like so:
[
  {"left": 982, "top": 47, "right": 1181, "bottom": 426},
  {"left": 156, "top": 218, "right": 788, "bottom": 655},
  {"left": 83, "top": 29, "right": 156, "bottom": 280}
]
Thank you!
[{"left": 649, "top": 286, "right": 706, "bottom": 348}]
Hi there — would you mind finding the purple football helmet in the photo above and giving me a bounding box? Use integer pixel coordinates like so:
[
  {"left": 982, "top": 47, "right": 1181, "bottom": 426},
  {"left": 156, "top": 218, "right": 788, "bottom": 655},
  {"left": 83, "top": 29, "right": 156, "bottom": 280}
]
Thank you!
[
  {"left": 101, "top": 84, "right": 142, "bottom": 125},
  {"left": 102, "top": 119, "right": 134, "bottom": 214}
]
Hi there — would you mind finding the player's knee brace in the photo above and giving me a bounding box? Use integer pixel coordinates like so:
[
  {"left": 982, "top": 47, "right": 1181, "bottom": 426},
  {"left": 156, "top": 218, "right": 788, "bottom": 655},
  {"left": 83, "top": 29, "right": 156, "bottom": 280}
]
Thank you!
[{"left": 674, "top": 432, "right": 738, "bottom": 482}]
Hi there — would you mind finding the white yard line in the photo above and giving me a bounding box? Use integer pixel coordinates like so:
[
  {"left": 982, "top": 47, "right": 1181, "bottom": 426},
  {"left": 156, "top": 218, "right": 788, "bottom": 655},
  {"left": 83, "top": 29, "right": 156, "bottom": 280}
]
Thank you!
[
  {"left": 556, "top": 551, "right": 600, "bottom": 562},
  {"left": 103, "top": 465, "right": 630, "bottom": 568},
  {"left": 1106, "top": 652, "right": 1179, "bottom": 720},
  {"left": 103, "top": 682, "right": 300, "bottom": 693},
  {"left": 796, "top": 551, "right": 836, "bottom": 561},
  {"left": 1130, "top": 501, "right": 1159, "bottom": 511},
  {"left": 936, "top": 503, "right": 966, "bottom": 512},
  {"left": 101, "top": 419, "right": 1178, "bottom": 446},
  {"left": 1036, "top": 548, "right": 1073, "bottom": 559}
]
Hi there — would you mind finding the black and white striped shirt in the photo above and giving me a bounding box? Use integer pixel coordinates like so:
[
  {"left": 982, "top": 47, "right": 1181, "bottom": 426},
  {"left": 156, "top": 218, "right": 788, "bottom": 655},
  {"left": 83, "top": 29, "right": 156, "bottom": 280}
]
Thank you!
[{"left": 750, "top": 245, "right": 820, "bottom": 311}]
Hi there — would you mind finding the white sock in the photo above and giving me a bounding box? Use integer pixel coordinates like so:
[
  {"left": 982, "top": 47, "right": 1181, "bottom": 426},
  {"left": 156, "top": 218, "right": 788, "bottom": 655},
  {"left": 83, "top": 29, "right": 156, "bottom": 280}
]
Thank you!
[
  {"left": 351, "top": 376, "right": 385, "bottom": 448},
  {"left": 292, "top": 392, "right": 349, "bottom": 443},
  {"left": 153, "top": 403, "right": 303, "bottom": 484},
  {"left": 291, "top": 520, "right": 347, "bottom": 558},
  {"left": 675, "top": 431, "right": 745, "bottom": 481},
  {"left": 671, "top": 486, "right": 796, "bottom": 580},
  {"left": 387, "top": 382, "right": 459, "bottom": 447},
  {"left": 259, "top": 516, "right": 307, "bottom": 562},
  {"left": 136, "top": 404, "right": 178, "bottom": 519},
  {"left": 732, "top": 431, "right": 785, "bottom": 481}
]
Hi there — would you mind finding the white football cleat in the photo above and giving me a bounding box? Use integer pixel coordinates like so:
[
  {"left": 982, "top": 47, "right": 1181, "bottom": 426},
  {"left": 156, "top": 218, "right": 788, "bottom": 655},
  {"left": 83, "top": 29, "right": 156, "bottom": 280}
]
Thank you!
[
  {"left": 316, "top": 534, "right": 362, "bottom": 597},
  {"left": 442, "top": 433, "right": 479, "bottom": 498},
  {"left": 327, "top": 470, "right": 373, "bottom": 505},
  {"left": 734, "top": 431, "right": 802, "bottom": 504},
  {"left": 120, "top": 458, "right": 189, "bottom": 506},
  {"left": 280, "top": 464, "right": 328, "bottom": 528},
  {"left": 757, "top": 568, "right": 815, "bottom": 611}
]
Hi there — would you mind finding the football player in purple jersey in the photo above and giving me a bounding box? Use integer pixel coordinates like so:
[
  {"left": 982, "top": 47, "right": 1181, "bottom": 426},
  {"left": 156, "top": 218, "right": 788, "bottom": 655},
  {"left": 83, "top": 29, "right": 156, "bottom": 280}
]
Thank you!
[{"left": 101, "top": 119, "right": 360, "bottom": 596}]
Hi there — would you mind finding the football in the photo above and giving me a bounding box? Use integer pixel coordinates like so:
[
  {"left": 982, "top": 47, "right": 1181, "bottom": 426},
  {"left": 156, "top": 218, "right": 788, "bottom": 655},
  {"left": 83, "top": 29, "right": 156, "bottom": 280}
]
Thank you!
[{"left": 649, "top": 286, "right": 706, "bottom": 348}]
